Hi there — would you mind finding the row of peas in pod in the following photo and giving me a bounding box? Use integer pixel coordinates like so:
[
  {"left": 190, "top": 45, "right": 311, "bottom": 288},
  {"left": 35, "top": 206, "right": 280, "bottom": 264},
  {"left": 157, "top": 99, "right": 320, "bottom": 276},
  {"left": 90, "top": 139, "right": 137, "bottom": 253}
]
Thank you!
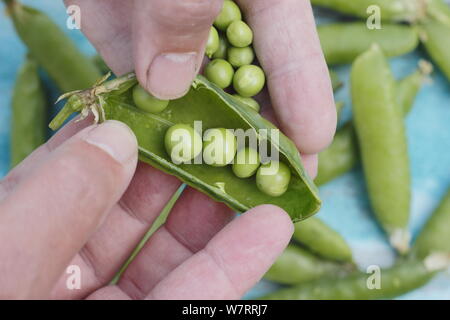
[
  {"left": 205, "top": 0, "right": 265, "bottom": 113},
  {"left": 129, "top": 1, "right": 290, "bottom": 198}
]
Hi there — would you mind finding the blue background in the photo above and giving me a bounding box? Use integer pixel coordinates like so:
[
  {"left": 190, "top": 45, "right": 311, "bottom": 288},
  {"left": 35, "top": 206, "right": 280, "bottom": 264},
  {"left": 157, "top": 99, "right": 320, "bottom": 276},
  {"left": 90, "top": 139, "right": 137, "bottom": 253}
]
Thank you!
[{"left": 1, "top": 1, "right": 449, "bottom": 299}]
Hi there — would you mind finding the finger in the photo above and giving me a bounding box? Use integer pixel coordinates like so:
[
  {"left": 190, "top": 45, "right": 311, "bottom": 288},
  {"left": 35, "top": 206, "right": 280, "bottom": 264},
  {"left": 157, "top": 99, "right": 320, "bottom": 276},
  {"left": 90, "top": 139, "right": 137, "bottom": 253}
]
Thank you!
[
  {"left": 146, "top": 205, "right": 293, "bottom": 300},
  {"left": 64, "top": 0, "right": 134, "bottom": 75},
  {"left": 132, "top": 0, "right": 223, "bottom": 99},
  {"left": 118, "top": 187, "right": 233, "bottom": 299},
  {"left": 238, "top": 0, "right": 337, "bottom": 154},
  {"left": 2, "top": 116, "right": 94, "bottom": 200},
  {"left": 0, "top": 121, "right": 137, "bottom": 298},
  {"left": 50, "top": 162, "right": 180, "bottom": 299},
  {"left": 261, "top": 105, "right": 319, "bottom": 179}
]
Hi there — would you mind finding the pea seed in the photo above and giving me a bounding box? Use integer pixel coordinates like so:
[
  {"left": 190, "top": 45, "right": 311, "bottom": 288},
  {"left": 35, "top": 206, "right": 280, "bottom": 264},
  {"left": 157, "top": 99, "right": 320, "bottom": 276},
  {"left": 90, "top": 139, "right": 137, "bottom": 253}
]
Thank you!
[
  {"left": 214, "top": 0, "right": 242, "bottom": 31},
  {"left": 232, "top": 147, "right": 260, "bottom": 178},
  {"left": 203, "top": 128, "right": 237, "bottom": 167},
  {"left": 212, "top": 34, "right": 229, "bottom": 59},
  {"left": 256, "top": 161, "right": 291, "bottom": 197},
  {"left": 232, "top": 94, "right": 260, "bottom": 112},
  {"left": 206, "top": 26, "right": 220, "bottom": 58},
  {"left": 226, "top": 21, "right": 253, "bottom": 48},
  {"left": 132, "top": 84, "right": 169, "bottom": 113},
  {"left": 165, "top": 124, "right": 202, "bottom": 164},
  {"left": 205, "top": 59, "right": 234, "bottom": 89},
  {"left": 227, "top": 46, "right": 255, "bottom": 68},
  {"left": 233, "top": 65, "right": 265, "bottom": 97}
]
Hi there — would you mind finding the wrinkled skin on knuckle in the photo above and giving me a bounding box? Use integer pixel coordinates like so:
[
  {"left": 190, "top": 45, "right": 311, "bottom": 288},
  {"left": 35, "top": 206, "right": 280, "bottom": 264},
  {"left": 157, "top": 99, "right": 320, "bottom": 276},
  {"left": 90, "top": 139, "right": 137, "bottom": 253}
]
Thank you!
[{"left": 149, "top": 0, "right": 223, "bottom": 31}]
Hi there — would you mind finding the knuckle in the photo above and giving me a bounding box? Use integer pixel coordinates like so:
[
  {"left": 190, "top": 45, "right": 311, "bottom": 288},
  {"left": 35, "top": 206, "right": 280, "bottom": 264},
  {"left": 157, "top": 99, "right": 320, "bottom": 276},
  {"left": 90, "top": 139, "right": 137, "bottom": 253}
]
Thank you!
[{"left": 153, "top": 0, "right": 222, "bottom": 26}]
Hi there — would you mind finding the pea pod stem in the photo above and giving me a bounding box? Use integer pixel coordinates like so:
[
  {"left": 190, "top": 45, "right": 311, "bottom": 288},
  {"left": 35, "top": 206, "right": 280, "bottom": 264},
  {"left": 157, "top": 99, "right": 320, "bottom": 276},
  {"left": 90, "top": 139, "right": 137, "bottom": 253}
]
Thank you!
[
  {"left": 11, "top": 55, "right": 48, "bottom": 167},
  {"left": 260, "top": 253, "right": 450, "bottom": 300},
  {"left": 109, "top": 185, "right": 185, "bottom": 285},
  {"left": 315, "top": 60, "right": 431, "bottom": 187}
]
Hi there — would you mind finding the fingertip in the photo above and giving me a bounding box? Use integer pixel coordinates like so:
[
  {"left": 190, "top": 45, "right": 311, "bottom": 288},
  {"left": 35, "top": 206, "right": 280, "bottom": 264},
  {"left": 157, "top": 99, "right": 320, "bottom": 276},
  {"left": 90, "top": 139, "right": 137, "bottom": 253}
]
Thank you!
[{"left": 301, "top": 153, "right": 319, "bottom": 179}]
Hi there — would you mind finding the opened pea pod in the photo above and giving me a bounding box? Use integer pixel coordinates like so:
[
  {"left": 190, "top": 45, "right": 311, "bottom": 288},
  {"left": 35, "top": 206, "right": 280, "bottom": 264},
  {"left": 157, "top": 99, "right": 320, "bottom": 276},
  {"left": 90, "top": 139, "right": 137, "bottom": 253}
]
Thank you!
[{"left": 49, "top": 73, "right": 321, "bottom": 222}]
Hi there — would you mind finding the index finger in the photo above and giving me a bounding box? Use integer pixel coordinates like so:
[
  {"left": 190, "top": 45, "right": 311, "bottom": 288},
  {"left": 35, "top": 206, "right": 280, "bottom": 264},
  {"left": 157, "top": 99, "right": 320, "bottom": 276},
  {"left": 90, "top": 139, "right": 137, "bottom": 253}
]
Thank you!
[{"left": 237, "top": 0, "right": 336, "bottom": 154}]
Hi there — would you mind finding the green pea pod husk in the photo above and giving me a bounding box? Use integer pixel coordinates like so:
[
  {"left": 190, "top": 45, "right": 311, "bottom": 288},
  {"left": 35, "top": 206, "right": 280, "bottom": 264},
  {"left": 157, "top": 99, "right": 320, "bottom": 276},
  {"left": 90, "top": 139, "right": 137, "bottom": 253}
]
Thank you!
[
  {"left": 264, "top": 245, "right": 354, "bottom": 285},
  {"left": 311, "top": 0, "right": 426, "bottom": 23},
  {"left": 260, "top": 254, "right": 449, "bottom": 300},
  {"left": 315, "top": 61, "right": 430, "bottom": 187},
  {"left": 351, "top": 44, "right": 411, "bottom": 253},
  {"left": 426, "top": 0, "right": 450, "bottom": 28},
  {"left": 50, "top": 73, "right": 321, "bottom": 222},
  {"left": 11, "top": 56, "right": 48, "bottom": 167},
  {"left": 413, "top": 189, "right": 450, "bottom": 259},
  {"left": 5, "top": 0, "right": 101, "bottom": 92},
  {"left": 293, "top": 217, "right": 353, "bottom": 262},
  {"left": 318, "top": 22, "right": 419, "bottom": 65},
  {"left": 419, "top": 18, "right": 450, "bottom": 82}
]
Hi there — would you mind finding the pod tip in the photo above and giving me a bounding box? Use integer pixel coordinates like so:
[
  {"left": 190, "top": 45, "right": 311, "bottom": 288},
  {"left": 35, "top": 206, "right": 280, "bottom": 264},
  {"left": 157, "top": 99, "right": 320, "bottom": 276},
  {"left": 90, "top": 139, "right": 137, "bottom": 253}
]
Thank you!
[{"left": 389, "top": 229, "right": 411, "bottom": 255}]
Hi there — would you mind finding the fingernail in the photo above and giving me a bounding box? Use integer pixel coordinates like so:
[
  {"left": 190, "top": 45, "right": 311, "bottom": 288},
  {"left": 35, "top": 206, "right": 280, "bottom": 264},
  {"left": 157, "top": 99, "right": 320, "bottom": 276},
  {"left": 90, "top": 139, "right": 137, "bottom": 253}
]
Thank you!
[
  {"left": 84, "top": 120, "right": 137, "bottom": 164},
  {"left": 146, "top": 52, "right": 198, "bottom": 99}
]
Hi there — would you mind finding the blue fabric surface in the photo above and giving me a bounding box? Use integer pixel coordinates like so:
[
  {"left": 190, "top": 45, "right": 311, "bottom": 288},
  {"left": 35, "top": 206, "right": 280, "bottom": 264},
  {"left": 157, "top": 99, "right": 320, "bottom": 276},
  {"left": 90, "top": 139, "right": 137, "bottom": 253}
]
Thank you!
[{"left": 1, "top": 1, "right": 449, "bottom": 299}]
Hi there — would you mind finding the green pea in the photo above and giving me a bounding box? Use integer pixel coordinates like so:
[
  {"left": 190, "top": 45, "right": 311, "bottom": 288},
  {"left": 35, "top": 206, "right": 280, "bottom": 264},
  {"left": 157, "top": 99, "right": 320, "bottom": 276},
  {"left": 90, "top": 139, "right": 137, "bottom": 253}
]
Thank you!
[
  {"left": 212, "top": 34, "right": 229, "bottom": 59},
  {"left": 232, "top": 147, "right": 260, "bottom": 178},
  {"left": 132, "top": 84, "right": 169, "bottom": 113},
  {"left": 165, "top": 124, "right": 202, "bottom": 164},
  {"left": 203, "top": 128, "right": 237, "bottom": 167},
  {"left": 232, "top": 94, "right": 260, "bottom": 112},
  {"left": 204, "top": 59, "right": 234, "bottom": 89},
  {"left": 227, "top": 46, "right": 255, "bottom": 68},
  {"left": 233, "top": 65, "right": 265, "bottom": 97},
  {"left": 256, "top": 161, "right": 291, "bottom": 197},
  {"left": 205, "top": 26, "right": 220, "bottom": 58},
  {"left": 214, "top": 0, "right": 242, "bottom": 31},
  {"left": 226, "top": 21, "right": 253, "bottom": 48}
]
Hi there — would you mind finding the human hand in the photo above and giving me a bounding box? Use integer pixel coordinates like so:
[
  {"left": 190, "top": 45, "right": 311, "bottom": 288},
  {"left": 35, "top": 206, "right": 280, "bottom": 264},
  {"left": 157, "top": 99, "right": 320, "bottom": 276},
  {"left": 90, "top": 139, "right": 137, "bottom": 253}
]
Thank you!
[
  {"left": 0, "top": 118, "right": 293, "bottom": 299},
  {"left": 64, "top": 0, "right": 336, "bottom": 178}
]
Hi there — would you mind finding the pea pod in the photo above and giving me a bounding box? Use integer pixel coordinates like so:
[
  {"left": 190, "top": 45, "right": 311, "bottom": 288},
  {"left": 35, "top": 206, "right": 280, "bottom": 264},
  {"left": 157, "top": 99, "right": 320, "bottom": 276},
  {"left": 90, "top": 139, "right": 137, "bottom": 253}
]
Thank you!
[
  {"left": 264, "top": 245, "right": 353, "bottom": 285},
  {"left": 49, "top": 74, "right": 321, "bottom": 222},
  {"left": 426, "top": 0, "right": 450, "bottom": 28},
  {"left": 413, "top": 189, "right": 450, "bottom": 259},
  {"left": 4, "top": 0, "right": 101, "bottom": 92},
  {"left": 293, "top": 217, "right": 353, "bottom": 262},
  {"left": 418, "top": 18, "right": 450, "bottom": 82},
  {"left": 351, "top": 45, "right": 411, "bottom": 253},
  {"left": 315, "top": 61, "right": 430, "bottom": 187},
  {"left": 311, "top": 0, "right": 426, "bottom": 23},
  {"left": 10, "top": 55, "right": 48, "bottom": 167},
  {"left": 318, "top": 22, "right": 419, "bottom": 65},
  {"left": 260, "top": 254, "right": 449, "bottom": 300}
]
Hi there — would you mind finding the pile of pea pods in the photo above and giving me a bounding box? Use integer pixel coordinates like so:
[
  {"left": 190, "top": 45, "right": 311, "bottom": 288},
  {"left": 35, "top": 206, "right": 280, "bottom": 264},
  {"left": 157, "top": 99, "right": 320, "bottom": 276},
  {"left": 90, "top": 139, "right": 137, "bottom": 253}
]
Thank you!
[{"left": 4, "top": 0, "right": 450, "bottom": 300}]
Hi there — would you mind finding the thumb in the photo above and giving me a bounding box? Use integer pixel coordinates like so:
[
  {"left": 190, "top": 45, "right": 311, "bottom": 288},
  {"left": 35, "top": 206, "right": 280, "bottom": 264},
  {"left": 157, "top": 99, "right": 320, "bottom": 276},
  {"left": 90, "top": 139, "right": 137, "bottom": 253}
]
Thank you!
[{"left": 132, "top": 0, "right": 222, "bottom": 99}]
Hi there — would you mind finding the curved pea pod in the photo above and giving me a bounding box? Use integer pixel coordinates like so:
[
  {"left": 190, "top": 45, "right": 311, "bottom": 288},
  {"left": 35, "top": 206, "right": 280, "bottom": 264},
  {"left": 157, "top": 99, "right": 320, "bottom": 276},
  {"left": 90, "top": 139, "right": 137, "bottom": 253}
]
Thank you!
[
  {"left": 260, "top": 254, "right": 449, "bottom": 300},
  {"left": 418, "top": 18, "right": 450, "bottom": 82},
  {"left": 4, "top": 0, "right": 101, "bottom": 92},
  {"left": 318, "top": 22, "right": 419, "bottom": 65},
  {"left": 413, "top": 189, "right": 450, "bottom": 259},
  {"left": 264, "top": 245, "right": 353, "bottom": 285},
  {"left": 351, "top": 45, "right": 411, "bottom": 253},
  {"left": 311, "top": 0, "right": 426, "bottom": 23},
  {"left": 10, "top": 55, "right": 48, "bottom": 167},
  {"left": 293, "top": 217, "right": 353, "bottom": 262},
  {"left": 315, "top": 62, "right": 430, "bottom": 186},
  {"left": 49, "top": 73, "right": 321, "bottom": 222}
]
